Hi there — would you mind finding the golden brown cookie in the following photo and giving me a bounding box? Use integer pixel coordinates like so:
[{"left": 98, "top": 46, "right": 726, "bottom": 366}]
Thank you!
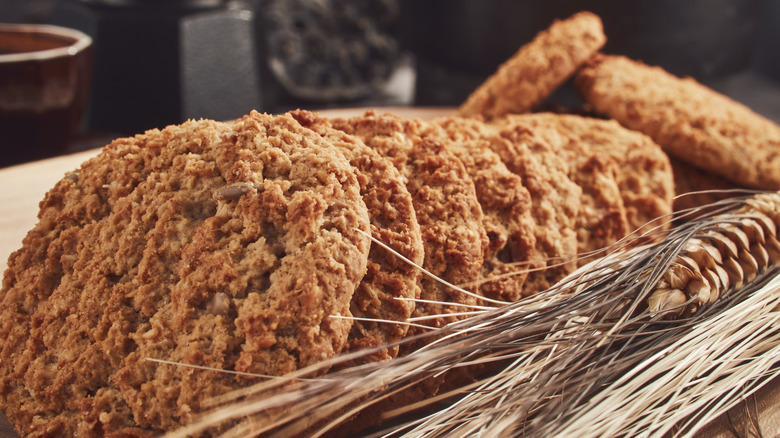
[
  {"left": 447, "top": 114, "right": 626, "bottom": 271},
  {"left": 510, "top": 113, "right": 674, "bottom": 236},
  {"left": 458, "top": 11, "right": 606, "bottom": 119},
  {"left": 327, "top": 110, "right": 489, "bottom": 435},
  {"left": 424, "top": 116, "right": 538, "bottom": 303},
  {"left": 492, "top": 119, "right": 582, "bottom": 288},
  {"left": 0, "top": 111, "right": 371, "bottom": 435},
  {"left": 289, "top": 109, "right": 425, "bottom": 365},
  {"left": 575, "top": 54, "right": 780, "bottom": 190},
  {"left": 441, "top": 116, "right": 582, "bottom": 294},
  {"left": 332, "top": 111, "right": 488, "bottom": 334},
  {"left": 498, "top": 115, "right": 628, "bottom": 260}
]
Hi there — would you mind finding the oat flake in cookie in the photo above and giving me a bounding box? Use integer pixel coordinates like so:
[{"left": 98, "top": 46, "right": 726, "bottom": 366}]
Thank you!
[{"left": 0, "top": 111, "right": 371, "bottom": 436}]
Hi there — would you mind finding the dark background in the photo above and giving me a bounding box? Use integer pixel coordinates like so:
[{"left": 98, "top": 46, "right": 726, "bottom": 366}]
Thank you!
[{"left": 2, "top": 0, "right": 780, "bottom": 151}]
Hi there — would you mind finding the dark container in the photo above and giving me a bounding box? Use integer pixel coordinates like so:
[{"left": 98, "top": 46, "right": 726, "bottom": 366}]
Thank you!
[
  {"left": 0, "top": 24, "right": 92, "bottom": 167},
  {"left": 52, "top": 0, "right": 235, "bottom": 134}
]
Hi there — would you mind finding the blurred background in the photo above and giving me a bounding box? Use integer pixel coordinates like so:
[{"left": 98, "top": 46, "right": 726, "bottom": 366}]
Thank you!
[{"left": 1, "top": 0, "right": 780, "bottom": 164}]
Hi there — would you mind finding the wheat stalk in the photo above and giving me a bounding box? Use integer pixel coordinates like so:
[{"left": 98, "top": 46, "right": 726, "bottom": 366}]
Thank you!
[{"left": 164, "top": 190, "right": 780, "bottom": 438}]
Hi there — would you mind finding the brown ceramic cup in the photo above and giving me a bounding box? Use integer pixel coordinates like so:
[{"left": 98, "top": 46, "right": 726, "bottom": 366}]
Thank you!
[{"left": 0, "top": 24, "right": 92, "bottom": 167}]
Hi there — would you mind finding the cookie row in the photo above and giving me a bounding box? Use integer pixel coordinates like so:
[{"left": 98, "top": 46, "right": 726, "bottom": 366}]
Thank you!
[
  {"left": 0, "top": 9, "right": 715, "bottom": 436},
  {"left": 286, "top": 9, "right": 772, "bottom": 434},
  {"left": 323, "top": 107, "right": 675, "bottom": 434},
  {"left": 0, "top": 106, "right": 675, "bottom": 436}
]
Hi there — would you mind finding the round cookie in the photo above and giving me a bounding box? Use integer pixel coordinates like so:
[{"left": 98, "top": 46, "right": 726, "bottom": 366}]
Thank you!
[
  {"left": 575, "top": 54, "right": 780, "bottom": 190},
  {"left": 446, "top": 116, "right": 582, "bottom": 295},
  {"left": 423, "top": 116, "right": 538, "bottom": 303},
  {"left": 0, "top": 121, "right": 222, "bottom": 437},
  {"left": 514, "top": 113, "right": 675, "bottom": 235},
  {"left": 494, "top": 114, "right": 629, "bottom": 262},
  {"left": 289, "top": 109, "right": 425, "bottom": 365},
  {"left": 0, "top": 111, "right": 371, "bottom": 435},
  {"left": 332, "top": 111, "right": 488, "bottom": 336},
  {"left": 458, "top": 11, "right": 606, "bottom": 119}
]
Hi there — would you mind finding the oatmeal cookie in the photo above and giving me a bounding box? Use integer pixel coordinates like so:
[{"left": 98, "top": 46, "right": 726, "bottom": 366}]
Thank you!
[
  {"left": 0, "top": 111, "right": 371, "bottom": 435},
  {"left": 290, "top": 110, "right": 425, "bottom": 365},
  {"left": 424, "top": 116, "right": 538, "bottom": 303},
  {"left": 495, "top": 114, "right": 628, "bottom": 260},
  {"left": 458, "top": 11, "right": 606, "bottom": 119},
  {"left": 576, "top": 54, "right": 780, "bottom": 190},
  {"left": 327, "top": 110, "right": 488, "bottom": 435},
  {"left": 332, "top": 111, "right": 488, "bottom": 335},
  {"left": 444, "top": 117, "right": 582, "bottom": 294},
  {"left": 512, "top": 113, "right": 674, "bottom": 236}
]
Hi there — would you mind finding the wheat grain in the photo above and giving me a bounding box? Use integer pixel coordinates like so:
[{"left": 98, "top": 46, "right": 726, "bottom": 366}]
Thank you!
[
  {"left": 164, "top": 191, "right": 780, "bottom": 438},
  {"left": 647, "top": 193, "right": 780, "bottom": 317}
]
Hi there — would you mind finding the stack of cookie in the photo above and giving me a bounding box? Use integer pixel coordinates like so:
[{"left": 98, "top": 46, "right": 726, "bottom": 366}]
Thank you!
[{"left": 4, "top": 8, "right": 776, "bottom": 437}]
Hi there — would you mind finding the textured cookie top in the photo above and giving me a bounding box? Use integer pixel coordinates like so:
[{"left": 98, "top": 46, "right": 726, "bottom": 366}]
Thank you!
[
  {"left": 493, "top": 114, "right": 627, "bottom": 264},
  {"left": 503, "top": 115, "right": 629, "bottom": 260},
  {"left": 0, "top": 111, "right": 371, "bottom": 435},
  {"left": 516, "top": 113, "right": 674, "bottom": 235},
  {"left": 431, "top": 116, "right": 581, "bottom": 295},
  {"left": 332, "top": 111, "right": 488, "bottom": 336},
  {"left": 425, "top": 116, "right": 538, "bottom": 303},
  {"left": 289, "top": 110, "right": 425, "bottom": 365},
  {"left": 458, "top": 11, "right": 606, "bottom": 119},
  {"left": 576, "top": 54, "right": 780, "bottom": 190}
]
